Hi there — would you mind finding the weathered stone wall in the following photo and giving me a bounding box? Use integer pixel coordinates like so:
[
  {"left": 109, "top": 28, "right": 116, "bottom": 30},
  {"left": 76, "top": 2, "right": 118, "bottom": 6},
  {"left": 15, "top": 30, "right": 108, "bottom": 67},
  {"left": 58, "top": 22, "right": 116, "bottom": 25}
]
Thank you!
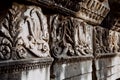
[{"left": 0, "top": 0, "right": 120, "bottom": 80}]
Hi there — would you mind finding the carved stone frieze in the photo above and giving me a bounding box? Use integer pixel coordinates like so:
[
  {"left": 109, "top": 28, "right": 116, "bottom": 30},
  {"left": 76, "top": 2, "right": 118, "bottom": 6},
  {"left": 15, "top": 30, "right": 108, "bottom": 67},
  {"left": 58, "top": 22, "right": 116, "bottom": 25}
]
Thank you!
[
  {"left": 73, "top": 18, "right": 93, "bottom": 56},
  {"left": 49, "top": 15, "right": 93, "bottom": 58},
  {"left": 49, "top": 15, "right": 75, "bottom": 58},
  {"left": 76, "top": 0, "right": 110, "bottom": 25},
  {"left": 0, "top": 2, "right": 50, "bottom": 60},
  {"left": 94, "top": 26, "right": 110, "bottom": 54},
  {"left": 109, "top": 30, "right": 119, "bottom": 53},
  {"left": 94, "top": 26, "right": 120, "bottom": 55}
]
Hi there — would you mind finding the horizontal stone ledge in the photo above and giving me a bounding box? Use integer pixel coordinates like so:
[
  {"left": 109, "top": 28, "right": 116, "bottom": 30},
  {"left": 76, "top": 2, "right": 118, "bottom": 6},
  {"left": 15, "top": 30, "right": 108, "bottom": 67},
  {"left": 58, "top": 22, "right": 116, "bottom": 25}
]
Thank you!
[
  {"left": 53, "top": 56, "right": 94, "bottom": 64},
  {"left": 0, "top": 57, "right": 53, "bottom": 74},
  {"left": 95, "top": 53, "right": 119, "bottom": 59},
  {"left": 13, "top": 0, "right": 77, "bottom": 17}
]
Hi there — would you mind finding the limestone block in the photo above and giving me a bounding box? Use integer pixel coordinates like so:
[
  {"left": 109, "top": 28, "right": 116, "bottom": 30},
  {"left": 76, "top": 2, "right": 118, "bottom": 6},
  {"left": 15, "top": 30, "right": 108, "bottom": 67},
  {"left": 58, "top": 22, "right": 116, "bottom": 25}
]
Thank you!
[
  {"left": 51, "top": 57, "right": 93, "bottom": 80},
  {"left": 49, "top": 15, "right": 93, "bottom": 58},
  {"left": 0, "top": 58, "right": 53, "bottom": 80}
]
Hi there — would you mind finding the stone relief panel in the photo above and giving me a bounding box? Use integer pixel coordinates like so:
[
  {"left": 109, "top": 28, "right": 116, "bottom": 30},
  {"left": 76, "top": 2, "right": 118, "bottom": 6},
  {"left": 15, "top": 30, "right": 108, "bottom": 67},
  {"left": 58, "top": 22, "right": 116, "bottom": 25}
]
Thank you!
[
  {"left": 73, "top": 19, "right": 93, "bottom": 56},
  {"left": 117, "top": 32, "right": 120, "bottom": 52},
  {"left": 108, "top": 30, "right": 119, "bottom": 53},
  {"left": 0, "top": 3, "right": 50, "bottom": 60},
  {"left": 94, "top": 26, "right": 110, "bottom": 54},
  {"left": 94, "top": 26, "right": 120, "bottom": 54},
  {"left": 49, "top": 15, "right": 93, "bottom": 58},
  {"left": 49, "top": 15, "right": 75, "bottom": 58}
]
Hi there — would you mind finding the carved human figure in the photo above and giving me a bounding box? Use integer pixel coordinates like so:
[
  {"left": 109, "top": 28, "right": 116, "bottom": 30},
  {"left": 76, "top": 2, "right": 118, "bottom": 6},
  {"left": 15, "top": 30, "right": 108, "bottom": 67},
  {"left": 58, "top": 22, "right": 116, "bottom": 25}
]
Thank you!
[{"left": 0, "top": 3, "right": 50, "bottom": 60}]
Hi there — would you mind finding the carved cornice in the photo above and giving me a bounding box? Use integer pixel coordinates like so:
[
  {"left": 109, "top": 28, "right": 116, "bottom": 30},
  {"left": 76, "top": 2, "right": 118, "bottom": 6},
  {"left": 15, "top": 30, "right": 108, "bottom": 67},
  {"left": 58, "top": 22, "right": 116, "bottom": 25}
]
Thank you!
[
  {"left": 76, "top": 0, "right": 110, "bottom": 25},
  {"left": 13, "top": 0, "right": 82, "bottom": 17},
  {"left": 10, "top": 0, "right": 110, "bottom": 25},
  {"left": 0, "top": 57, "right": 53, "bottom": 73}
]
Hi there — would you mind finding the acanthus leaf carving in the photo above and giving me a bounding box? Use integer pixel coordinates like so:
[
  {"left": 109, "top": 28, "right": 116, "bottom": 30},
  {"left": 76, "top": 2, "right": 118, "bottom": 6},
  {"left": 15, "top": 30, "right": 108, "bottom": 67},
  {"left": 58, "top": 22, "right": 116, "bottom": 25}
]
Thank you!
[{"left": 0, "top": 2, "right": 50, "bottom": 60}]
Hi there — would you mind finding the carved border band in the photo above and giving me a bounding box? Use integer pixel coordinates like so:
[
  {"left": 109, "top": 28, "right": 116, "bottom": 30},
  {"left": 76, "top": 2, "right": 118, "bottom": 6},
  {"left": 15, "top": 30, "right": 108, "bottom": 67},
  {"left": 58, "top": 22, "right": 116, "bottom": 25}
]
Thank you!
[{"left": 0, "top": 57, "right": 53, "bottom": 73}]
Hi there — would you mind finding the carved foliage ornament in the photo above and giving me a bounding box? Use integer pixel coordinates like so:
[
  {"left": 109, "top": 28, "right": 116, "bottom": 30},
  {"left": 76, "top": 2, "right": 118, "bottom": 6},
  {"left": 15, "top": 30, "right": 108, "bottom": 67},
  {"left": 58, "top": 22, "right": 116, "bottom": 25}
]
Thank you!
[
  {"left": 49, "top": 15, "right": 93, "bottom": 58},
  {"left": 0, "top": 3, "right": 50, "bottom": 60},
  {"left": 94, "top": 26, "right": 120, "bottom": 54},
  {"left": 94, "top": 26, "right": 110, "bottom": 54}
]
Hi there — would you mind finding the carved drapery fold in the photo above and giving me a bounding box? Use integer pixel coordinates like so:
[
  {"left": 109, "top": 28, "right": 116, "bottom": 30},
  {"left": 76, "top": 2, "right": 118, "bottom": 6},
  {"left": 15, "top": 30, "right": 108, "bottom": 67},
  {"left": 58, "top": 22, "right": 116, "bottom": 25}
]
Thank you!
[{"left": 0, "top": 3, "right": 50, "bottom": 60}]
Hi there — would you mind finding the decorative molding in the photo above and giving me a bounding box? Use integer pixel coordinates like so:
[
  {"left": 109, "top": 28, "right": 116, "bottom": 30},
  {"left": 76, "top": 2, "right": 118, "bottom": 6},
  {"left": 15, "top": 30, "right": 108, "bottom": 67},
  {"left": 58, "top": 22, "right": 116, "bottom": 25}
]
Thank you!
[
  {"left": 95, "top": 53, "right": 117, "bottom": 59},
  {"left": 49, "top": 15, "right": 93, "bottom": 58},
  {"left": 53, "top": 56, "right": 93, "bottom": 64},
  {"left": 94, "top": 26, "right": 110, "bottom": 54},
  {"left": 76, "top": 0, "right": 110, "bottom": 25},
  {"left": 0, "top": 2, "right": 50, "bottom": 60},
  {"left": 94, "top": 26, "right": 120, "bottom": 55},
  {"left": 13, "top": 0, "right": 83, "bottom": 17},
  {"left": 0, "top": 57, "right": 53, "bottom": 73}
]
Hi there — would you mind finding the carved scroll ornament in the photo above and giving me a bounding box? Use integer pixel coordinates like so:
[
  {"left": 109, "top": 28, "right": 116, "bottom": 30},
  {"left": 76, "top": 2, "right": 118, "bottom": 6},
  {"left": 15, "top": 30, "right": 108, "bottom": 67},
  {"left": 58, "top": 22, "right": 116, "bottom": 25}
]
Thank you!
[
  {"left": 49, "top": 15, "right": 93, "bottom": 58},
  {"left": 49, "top": 15, "right": 75, "bottom": 58},
  {"left": 0, "top": 3, "right": 50, "bottom": 60}
]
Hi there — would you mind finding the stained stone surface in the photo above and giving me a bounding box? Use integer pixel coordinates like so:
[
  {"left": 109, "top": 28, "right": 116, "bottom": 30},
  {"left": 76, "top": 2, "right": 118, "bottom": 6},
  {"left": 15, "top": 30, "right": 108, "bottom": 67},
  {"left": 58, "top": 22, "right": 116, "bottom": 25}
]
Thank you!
[
  {"left": 0, "top": 0, "right": 120, "bottom": 80},
  {"left": 0, "top": 2, "right": 50, "bottom": 60},
  {"left": 94, "top": 55, "right": 120, "bottom": 80},
  {"left": 49, "top": 15, "right": 93, "bottom": 58},
  {"left": 51, "top": 57, "right": 93, "bottom": 80},
  {"left": 0, "top": 58, "right": 53, "bottom": 80}
]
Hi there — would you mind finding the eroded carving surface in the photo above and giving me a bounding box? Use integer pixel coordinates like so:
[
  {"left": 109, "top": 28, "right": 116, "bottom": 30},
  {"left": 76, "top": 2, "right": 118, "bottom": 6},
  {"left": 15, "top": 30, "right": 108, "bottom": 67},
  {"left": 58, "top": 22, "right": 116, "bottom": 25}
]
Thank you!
[
  {"left": 94, "top": 26, "right": 110, "bottom": 54},
  {"left": 49, "top": 15, "right": 75, "bottom": 58},
  {"left": 73, "top": 19, "right": 93, "bottom": 56},
  {"left": 0, "top": 3, "right": 50, "bottom": 60},
  {"left": 49, "top": 15, "right": 93, "bottom": 58},
  {"left": 109, "top": 31, "right": 119, "bottom": 53}
]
